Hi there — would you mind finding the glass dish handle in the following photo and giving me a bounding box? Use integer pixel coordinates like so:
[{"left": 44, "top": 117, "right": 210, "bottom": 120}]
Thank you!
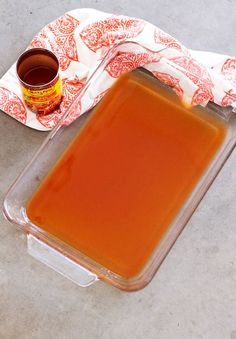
[{"left": 27, "top": 234, "right": 99, "bottom": 287}]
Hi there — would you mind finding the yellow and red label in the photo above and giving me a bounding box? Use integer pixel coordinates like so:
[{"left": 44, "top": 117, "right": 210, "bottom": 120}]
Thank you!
[{"left": 21, "top": 78, "right": 62, "bottom": 115}]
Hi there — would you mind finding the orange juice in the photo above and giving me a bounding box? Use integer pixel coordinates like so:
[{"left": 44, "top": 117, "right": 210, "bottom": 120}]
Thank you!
[{"left": 27, "top": 70, "right": 226, "bottom": 278}]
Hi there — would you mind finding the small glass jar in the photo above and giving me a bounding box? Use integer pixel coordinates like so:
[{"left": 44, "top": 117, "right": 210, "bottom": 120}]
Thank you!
[{"left": 16, "top": 48, "right": 62, "bottom": 115}]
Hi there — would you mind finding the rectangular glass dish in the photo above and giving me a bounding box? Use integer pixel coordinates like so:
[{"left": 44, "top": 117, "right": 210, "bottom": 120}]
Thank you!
[{"left": 3, "top": 42, "right": 236, "bottom": 291}]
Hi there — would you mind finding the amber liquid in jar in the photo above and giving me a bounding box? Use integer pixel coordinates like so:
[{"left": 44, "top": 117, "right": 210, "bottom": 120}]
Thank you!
[
  {"left": 17, "top": 48, "right": 62, "bottom": 114},
  {"left": 22, "top": 66, "right": 57, "bottom": 86},
  {"left": 26, "top": 70, "right": 226, "bottom": 278}
]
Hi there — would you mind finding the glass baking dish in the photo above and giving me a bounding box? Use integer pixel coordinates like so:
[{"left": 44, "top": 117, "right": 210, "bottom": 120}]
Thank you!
[{"left": 3, "top": 42, "right": 236, "bottom": 291}]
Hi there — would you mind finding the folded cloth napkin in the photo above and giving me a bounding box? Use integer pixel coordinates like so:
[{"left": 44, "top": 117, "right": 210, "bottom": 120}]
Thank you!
[{"left": 0, "top": 8, "right": 235, "bottom": 131}]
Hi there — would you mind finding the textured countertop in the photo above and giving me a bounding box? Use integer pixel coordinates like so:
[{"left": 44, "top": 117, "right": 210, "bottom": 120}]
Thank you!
[{"left": 0, "top": 1, "right": 236, "bottom": 338}]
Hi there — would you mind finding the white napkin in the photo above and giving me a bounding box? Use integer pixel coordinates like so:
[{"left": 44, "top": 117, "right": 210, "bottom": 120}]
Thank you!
[{"left": 0, "top": 8, "right": 235, "bottom": 131}]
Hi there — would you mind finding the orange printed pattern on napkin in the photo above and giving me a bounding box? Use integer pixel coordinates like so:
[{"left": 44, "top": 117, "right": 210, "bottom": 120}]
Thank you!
[
  {"left": 30, "top": 14, "right": 80, "bottom": 71},
  {"left": 0, "top": 8, "right": 236, "bottom": 131}
]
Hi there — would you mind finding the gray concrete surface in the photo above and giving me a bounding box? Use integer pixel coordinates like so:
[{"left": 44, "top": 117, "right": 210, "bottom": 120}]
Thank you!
[{"left": 0, "top": 1, "right": 236, "bottom": 338}]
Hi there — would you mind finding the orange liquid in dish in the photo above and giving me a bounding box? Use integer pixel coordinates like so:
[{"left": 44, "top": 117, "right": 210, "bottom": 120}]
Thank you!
[{"left": 27, "top": 71, "right": 226, "bottom": 278}]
